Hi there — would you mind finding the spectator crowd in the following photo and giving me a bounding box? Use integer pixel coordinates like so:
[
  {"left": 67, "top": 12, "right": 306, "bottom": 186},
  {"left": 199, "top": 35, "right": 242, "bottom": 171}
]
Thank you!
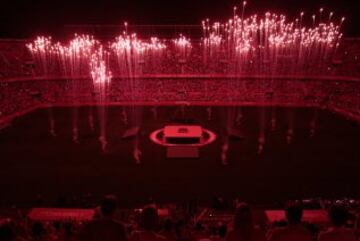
[{"left": 1, "top": 195, "right": 360, "bottom": 241}]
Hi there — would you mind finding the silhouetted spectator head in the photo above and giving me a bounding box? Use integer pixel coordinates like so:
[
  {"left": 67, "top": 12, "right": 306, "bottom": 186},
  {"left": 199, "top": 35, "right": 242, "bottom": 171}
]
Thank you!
[
  {"left": 218, "top": 224, "right": 227, "bottom": 238},
  {"left": 175, "top": 219, "right": 185, "bottom": 237},
  {"left": 234, "top": 203, "right": 253, "bottom": 231},
  {"left": 163, "top": 218, "right": 173, "bottom": 232},
  {"left": 140, "top": 207, "right": 159, "bottom": 231},
  {"left": 233, "top": 203, "right": 253, "bottom": 241},
  {"left": 0, "top": 219, "right": 14, "bottom": 241},
  {"left": 53, "top": 221, "right": 61, "bottom": 231},
  {"left": 285, "top": 201, "right": 303, "bottom": 225},
  {"left": 213, "top": 197, "right": 228, "bottom": 210},
  {"left": 101, "top": 195, "right": 118, "bottom": 217},
  {"left": 328, "top": 204, "right": 349, "bottom": 227},
  {"left": 195, "top": 221, "right": 204, "bottom": 231},
  {"left": 64, "top": 222, "right": 73, "bottom": 236},
  {"left": 32, "top": 221, "right": 45, "bottom": 238}
]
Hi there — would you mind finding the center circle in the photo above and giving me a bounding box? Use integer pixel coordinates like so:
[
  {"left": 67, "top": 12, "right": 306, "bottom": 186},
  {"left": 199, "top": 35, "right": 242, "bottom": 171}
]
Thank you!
[{"left": 150, "top": 127, "right": 217, "bottom": 147}]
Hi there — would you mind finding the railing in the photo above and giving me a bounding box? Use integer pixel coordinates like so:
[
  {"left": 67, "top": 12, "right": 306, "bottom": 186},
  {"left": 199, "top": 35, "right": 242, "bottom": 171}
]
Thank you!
[{"left": 1, "top": 77, "right": 359, "bottom": 126}]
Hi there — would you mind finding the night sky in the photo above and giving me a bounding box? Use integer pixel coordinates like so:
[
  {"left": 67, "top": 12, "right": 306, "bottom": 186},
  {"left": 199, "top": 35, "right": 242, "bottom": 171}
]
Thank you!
[{"left": 1, "top": 0, "right": 359, "bottom": 38}]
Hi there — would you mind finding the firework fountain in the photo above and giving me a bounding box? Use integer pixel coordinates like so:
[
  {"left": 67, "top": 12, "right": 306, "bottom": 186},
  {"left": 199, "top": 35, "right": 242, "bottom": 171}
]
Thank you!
[
  {"left": 26, "top": 36, "right": 55, "bottom": 76},
  {"left": 173, "top": 34, "right": 192, "bottom": 74},
  {"left": 27, "top": 37, "right": 58, "bottom": 137},
  {"left": 28, "top": 35, "right": 110, "bottom": 150},
  {"left": 57, "top": 35, "right": 97, "bottom": 144},
  {"left": 202, "top": 3, "right": 343, "bottom": 159},
  {"left": 26, "top": 5, "right": 343, "bottom": 162},
  {"left": 172, "top": 35, "right": 192, "bottom": 118},
  {"left": 90, "top": 47, "right": 112, "bottom": 151},
  {"left": 111, "top": 32, "right": 166, "bottom": 163}
]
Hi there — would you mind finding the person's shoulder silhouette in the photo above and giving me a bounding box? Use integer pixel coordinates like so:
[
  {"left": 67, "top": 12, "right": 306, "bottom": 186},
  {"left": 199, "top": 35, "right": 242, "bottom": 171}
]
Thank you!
[{"left": 81, "top": 195, "right": 126, "bottom": 241}]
